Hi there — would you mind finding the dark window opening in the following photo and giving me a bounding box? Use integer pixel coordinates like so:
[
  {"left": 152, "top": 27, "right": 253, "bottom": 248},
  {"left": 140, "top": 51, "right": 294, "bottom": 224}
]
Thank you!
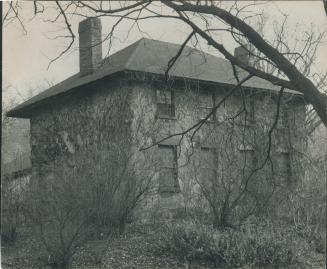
[
  {"left": 246, "top": 98, "right": 255, "bottom": 125},
  {"left": 276, "top": 152, "right": 291, "bottom": 182},
  {"left": 156, "top": 89, "right": 175, "bottom": 119},
  {"left": 199, "top": 92, "right": 216, "bottom": 122},
  {"left": 239, "top": 148, "right": 256, "bottom": 172},
  {"left": 158, "top": 145, "right": 180, "bottom": 193},
  {"left": 239, "top": 96, "right": 255, "bottom": 126},
  {"left": 216, "top": 95, "right": 228, "bottom": 122},
  {"left": 278, "top": 106, "right": 289, "bottom": 129}
]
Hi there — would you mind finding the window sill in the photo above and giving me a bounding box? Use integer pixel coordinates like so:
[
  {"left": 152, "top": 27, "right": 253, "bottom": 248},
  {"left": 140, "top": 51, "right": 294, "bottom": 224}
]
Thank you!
[{"left": 239, "top": 144, "right": 254, "bottom": 151}]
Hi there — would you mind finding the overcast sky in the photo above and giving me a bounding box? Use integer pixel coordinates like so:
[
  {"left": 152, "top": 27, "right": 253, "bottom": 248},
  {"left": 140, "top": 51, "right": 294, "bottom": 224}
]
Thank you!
[{"left": 3, "top": 1, "right": 327, "bottom": 104}]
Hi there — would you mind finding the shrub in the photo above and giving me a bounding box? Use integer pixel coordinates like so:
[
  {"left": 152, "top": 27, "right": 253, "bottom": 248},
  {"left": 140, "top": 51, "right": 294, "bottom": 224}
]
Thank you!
[
  {"left": 222, "top": 219, "right": 309, "bottom": 267},
  {"left": 1, "top": 176, "right": 25, "bottom": 244},
  {"left": 24, "top": 145, "right": 152, "bottom": 268},
  {"left": 157, "top": 220, "right": 217, "bottom": 263},
  {"left": 290, "top": 180, "right": 326, "bottom": 254},
  {"left": 26, "top": 186, "right": 92, "bottom": 269},
  {"left": 157, "top": 219, "right": 309, "bottom": 268}
]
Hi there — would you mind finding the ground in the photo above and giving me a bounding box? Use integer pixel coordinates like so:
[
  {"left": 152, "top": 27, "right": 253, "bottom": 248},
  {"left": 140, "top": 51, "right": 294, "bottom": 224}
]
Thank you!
[{"left": 1, "top": 225, "right": 325, "bottom": 269}]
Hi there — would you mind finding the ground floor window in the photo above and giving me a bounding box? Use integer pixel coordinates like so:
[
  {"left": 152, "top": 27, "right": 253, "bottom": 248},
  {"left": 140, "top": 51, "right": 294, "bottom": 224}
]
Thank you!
[
  {"left": 276, "top": 152, "right": 291, "bottom": 182},
  {"left": 199, "top": 147, "right": 217, "bottom": 184},
  {"left": 158, "top": 145, "right": 180, "bottom": 193}
]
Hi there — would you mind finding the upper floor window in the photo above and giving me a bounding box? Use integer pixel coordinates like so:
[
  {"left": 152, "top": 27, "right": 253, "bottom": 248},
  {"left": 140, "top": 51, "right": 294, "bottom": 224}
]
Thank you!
[
  {"left": 236, "top": 96, "right": 255, "bottom": 126},
  {"left": 215, "top": 95, "right": 228, "bottom": 122},
  {"left": 156, "top": 89, "right": 175, "bottom": 119},
  {"left": 199, "top": 92, "right": 216, "bottom": 122},
  {"left": 158, "top": 145, "right": 180, "bottom": 193},
  {"left": 238, "top": 119, "right": 255, "bottom": 154},
  {"left": 245, "top": 97, "right": 255, "bottom": 126},
  {"left": 278, "top": 106, "right": 289, "bottom": 129}
]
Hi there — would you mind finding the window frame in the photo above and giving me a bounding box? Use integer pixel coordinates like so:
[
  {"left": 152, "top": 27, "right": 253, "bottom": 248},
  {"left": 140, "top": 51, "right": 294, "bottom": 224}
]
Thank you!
[
  {"left": 238, "top": 96, "right": 255, "bottom": 127},
  {"left": 277, "top": 105, "right": 289, "bottom": 129},
  {"left": 276, "top": 151, "right": 291, "bottom": 182},
  {"left": 246, "top": 97, "right": 255, "bottom": 126},
  {"left": 238, "top": 144, "right": 257, "bottom": 173},
  {"left": 155, "top": 89, "right": 176, "bottom": 119},
  {"left": 199, "top": 91, "right": 216, "bottom": 123},
  {"left": 216, "top": 99, "right": 228, "bottom": 123},
  {"left": 157, "top": 144, "right": 180, "bottom": 194}
]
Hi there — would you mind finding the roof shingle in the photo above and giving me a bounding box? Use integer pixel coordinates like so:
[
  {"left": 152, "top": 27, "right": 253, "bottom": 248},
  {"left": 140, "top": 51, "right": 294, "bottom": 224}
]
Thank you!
[{"left": 7, "top": 38, "right": 301, "bottom": 118}]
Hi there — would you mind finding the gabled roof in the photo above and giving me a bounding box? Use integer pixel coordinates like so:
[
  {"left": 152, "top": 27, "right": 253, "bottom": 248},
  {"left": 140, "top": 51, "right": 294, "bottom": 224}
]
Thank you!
[{"left": 7, "top": 38, "right": 301, "bottom": 118}]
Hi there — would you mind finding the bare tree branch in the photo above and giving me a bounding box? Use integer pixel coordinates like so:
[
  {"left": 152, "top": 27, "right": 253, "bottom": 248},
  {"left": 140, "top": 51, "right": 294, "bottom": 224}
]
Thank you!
[
  {"left": 162, "top": 1, "right": 327, "bottom": 126},
  {"left": 46, "top": 1, "right": 75, "bottom": 70},
  {"left": 140, "top": 74, "right": 253, "bottom": 151}
]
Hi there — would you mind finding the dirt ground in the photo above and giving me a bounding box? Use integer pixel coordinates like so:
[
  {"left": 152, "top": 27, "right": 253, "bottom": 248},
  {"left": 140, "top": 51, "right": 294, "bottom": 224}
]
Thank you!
[{"left": 1, "top": 226, "right": 325, "bottom": 269}]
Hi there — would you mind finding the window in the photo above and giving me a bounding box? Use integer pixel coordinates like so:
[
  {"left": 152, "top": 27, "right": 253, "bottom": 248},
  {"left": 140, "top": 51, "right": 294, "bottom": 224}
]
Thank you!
[
  {"left": 239, "top": 147, "right": 257, "bottom": 172},
  {"left": 237, "top": 96, "right": 255, "bottom": 126},
  {"left": 238, "top": 123, "right": 255, "bottom": 158},
  {"left": 215, "top": 95, "right": 228, "bottom": 122},
  {"left": 156, "top": 89, "right": 175, "bottom": 119},
  {"left": 278, "top": 106, "right": 289, "bottom": 129},
  {"left": 158, "top": 145, "right": 180, "bottom": 193},
  {"left": 245, "top": 97, "right": 255, "bottom": 126},
  {"left": 199, "top": 147, "right": 217, "bottom": 184},
  {"left": 276, "top": 152, "right": 291, "bottom": 182},
  {"left": 199, "top": 92, "right": 215, "bottom": 122}
]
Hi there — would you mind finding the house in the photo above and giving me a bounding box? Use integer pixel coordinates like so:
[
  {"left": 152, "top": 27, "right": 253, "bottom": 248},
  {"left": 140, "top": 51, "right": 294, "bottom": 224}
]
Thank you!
[{"left": 7, "top": 17, "right": 306, "bottom": 220}]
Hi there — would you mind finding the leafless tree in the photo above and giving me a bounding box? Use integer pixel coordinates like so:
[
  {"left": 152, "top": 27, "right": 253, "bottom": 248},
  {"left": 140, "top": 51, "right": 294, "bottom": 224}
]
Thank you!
[
  {"left": 3, "top": 0, "right": 326, "bottom": 228},
  {"left": 3, "top": 1, "right": 326, "bottom": 127},
  {"left": 2, "top": 81, "right": 52, "bottom": 163},
  {"left": 164, "top": 82, "right": 302, "bottom": 228},
  {"left": 21, "top": 80, "right": 159, "bottom": 268},
  {"left": 1, "top": 83, "right": 38, "bottom": 243}
]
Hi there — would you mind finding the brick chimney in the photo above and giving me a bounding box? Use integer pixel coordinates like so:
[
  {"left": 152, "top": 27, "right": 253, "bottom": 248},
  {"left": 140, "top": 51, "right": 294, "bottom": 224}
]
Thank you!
[
  {"left": 234, "top": 45, "right": 253, "bottom": 66},
  {"left": 78, "top": 17, "right": 102, "bottom": 76}
]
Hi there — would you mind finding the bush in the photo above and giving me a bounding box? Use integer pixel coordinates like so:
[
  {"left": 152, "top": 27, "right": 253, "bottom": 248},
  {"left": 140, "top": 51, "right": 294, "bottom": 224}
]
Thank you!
[
  {"left": 221, "top": 219, "right": 309, "bottom": 267},
  {"left": 157, "top": 219, "right": 309, "bottom": 268},
  {"left": 290, "top": 180, "right": 326, "bottom": 254},
  {"left": 157, "top": 220, "right": 216, "bottom": 263},
  {"left": 24, "top": 145, "right": 152, "bottom": 268},
  {"left": 27, "top": 190, "right": 92, "bottom": 269},
  {"left": 1, "top": 176, "right": 25, "bottom": 244}
]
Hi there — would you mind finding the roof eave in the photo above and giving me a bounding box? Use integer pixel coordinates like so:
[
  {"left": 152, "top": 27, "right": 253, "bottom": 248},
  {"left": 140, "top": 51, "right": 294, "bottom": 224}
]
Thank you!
[{"left": 7, "top": 69, "right": 303, "bottom": 119}]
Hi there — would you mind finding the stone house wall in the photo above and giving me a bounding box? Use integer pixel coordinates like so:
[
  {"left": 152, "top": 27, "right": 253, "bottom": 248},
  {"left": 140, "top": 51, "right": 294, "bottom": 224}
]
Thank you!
[
  {"left": 29, "top": 76, "right": 134, "bottom": 187},
  {"left": 129, "top": 77, "right": 306, "bottom": 220},
  {"left": 28, "top": 73, "right": 306, "bottom": 221}
]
